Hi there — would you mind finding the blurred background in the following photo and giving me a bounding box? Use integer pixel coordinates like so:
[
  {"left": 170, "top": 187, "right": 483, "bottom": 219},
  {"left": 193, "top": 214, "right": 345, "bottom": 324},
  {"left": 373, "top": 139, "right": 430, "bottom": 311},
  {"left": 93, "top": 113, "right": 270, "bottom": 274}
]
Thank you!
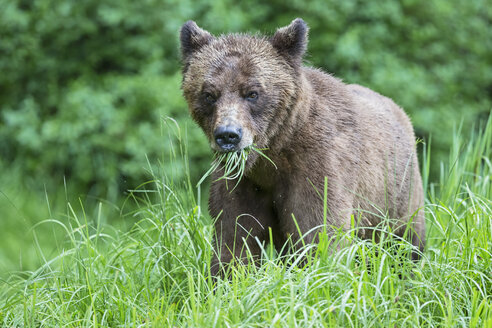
[{"left": 0, "top": 0, "right": 491, "bottom": 275}]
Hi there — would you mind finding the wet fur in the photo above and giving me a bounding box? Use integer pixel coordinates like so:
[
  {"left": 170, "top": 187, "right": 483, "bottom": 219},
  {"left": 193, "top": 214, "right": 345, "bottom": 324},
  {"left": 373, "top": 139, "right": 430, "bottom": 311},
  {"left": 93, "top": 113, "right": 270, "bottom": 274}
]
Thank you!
[{"left": 180, "top": 19, "right": 426, "bottom": 275}]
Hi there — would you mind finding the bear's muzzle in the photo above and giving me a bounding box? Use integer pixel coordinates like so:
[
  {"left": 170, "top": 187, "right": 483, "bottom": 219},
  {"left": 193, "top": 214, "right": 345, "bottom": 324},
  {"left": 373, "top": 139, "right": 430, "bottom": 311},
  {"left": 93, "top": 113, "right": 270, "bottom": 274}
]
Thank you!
[{"left": 214, "top": 125, "right": 243, "bottom": 152}]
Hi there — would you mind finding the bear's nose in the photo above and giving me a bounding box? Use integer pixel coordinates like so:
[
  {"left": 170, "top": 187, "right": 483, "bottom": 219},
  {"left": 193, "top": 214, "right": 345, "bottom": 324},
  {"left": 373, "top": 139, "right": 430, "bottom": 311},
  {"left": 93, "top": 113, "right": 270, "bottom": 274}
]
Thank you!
[{"left": 214, "top": 126, "right": 242, "bottom": 151}]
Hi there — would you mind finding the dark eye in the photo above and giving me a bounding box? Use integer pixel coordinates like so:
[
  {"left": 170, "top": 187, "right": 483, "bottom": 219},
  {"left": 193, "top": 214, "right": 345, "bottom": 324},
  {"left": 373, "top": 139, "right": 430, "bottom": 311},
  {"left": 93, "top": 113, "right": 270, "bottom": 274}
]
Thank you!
[
  {"left": 203, "top": 92, "right": 216, "bottom": 104},
  {"left": 246, "top": 91, "right": 258, "bottom": 101}
]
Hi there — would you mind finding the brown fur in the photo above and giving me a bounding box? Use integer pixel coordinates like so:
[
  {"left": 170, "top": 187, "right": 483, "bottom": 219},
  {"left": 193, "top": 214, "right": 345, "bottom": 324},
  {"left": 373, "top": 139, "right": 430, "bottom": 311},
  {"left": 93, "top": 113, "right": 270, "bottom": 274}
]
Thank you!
[{"left": 180, "top": 19, "right": 426, "bottom": 275}]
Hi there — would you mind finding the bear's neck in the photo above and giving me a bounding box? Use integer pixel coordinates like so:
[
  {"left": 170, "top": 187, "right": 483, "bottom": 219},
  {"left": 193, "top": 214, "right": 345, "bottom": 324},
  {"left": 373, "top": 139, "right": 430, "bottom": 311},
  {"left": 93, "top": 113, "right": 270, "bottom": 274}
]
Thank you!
[
  {"left": 246, "top": 72, "right": 314, "bottom": 190},
  {"left": 270, "top": 72, "right": 313, "bottom": 154}
]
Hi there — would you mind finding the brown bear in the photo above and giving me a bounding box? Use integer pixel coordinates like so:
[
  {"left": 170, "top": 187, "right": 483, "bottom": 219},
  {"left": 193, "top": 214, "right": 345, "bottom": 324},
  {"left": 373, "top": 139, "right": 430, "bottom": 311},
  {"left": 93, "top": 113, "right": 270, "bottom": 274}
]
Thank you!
[{"left": 179, "top": 18, "right": 426, "bottom": 275}]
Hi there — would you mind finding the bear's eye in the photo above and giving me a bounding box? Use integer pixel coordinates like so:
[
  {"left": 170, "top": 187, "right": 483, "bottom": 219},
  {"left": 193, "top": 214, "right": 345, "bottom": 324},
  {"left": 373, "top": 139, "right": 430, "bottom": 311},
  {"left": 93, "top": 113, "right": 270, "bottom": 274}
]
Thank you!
[
  {"left": 203, "top": 92, "right": 216, "bottom": 104},
  {"left": 245, "top": 91, "right": 258, "bottom": 101}
]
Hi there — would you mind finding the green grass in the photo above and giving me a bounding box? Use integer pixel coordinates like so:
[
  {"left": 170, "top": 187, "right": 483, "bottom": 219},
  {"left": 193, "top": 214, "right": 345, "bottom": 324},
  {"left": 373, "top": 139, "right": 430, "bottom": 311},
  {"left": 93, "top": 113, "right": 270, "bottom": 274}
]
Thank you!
[
  {"left": 197, "top": 145, "right": 277, "bottom": 191},
  {"left": 1, "top": 114, "right": 491, "bottom": 327}
]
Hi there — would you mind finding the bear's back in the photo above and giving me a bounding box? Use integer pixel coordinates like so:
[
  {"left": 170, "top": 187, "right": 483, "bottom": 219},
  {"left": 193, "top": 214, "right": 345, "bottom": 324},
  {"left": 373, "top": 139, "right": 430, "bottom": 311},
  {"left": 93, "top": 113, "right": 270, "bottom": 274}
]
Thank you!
[{"left": 301, "top": 67, "right": 423, "bottom": 232}]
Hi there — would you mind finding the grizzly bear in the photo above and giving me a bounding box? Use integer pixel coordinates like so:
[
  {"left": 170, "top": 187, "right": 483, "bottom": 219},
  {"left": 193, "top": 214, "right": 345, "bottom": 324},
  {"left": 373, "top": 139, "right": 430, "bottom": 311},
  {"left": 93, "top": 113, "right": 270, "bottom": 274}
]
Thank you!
[{"left": 180, "top": 18, "right": 426, "bottom": 274}]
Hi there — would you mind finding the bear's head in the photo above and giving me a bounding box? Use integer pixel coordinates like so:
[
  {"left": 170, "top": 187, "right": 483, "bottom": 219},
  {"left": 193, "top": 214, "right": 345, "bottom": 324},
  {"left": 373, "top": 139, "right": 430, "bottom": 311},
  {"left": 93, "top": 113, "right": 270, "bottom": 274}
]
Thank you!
[{"left": 180, "top": 18, "right": 308, "bottom": 168}]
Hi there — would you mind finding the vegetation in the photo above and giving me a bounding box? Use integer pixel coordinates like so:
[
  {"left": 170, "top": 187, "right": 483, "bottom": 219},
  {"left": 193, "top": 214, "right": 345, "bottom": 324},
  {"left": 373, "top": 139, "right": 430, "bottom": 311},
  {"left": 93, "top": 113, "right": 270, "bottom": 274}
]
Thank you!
[
  {"left": 0, "top": 1, "right": 491, "bottom": 326},
  {"left": 1, "top": 116, "right": 491, "bottom": 327},
  {"left": 197, "top": 145, "right": 277, "bottom": 191}
]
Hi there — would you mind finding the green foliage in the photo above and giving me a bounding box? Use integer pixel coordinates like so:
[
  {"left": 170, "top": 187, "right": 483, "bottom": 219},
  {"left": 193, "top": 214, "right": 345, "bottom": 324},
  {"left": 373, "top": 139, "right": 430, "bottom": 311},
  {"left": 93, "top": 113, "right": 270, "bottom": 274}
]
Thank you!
[
  {"left": 1, "top": 115, "right": 491, "bottom": 327},
  {"left": 0, "top": 0, "right": 491, "bottom": 196},
  {"left": 1, "top": 72, "right": 209, "bottom": 197}
]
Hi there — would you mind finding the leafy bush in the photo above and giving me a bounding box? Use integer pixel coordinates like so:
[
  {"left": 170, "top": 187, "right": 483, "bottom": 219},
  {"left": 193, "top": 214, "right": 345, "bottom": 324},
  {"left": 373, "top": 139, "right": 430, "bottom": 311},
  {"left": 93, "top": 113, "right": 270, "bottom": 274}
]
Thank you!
[
  {"left": 1, "top": 73, "right": 209, "bottom": 197},
  {"left": 0, "top": 0, "right": 490, "bottom": 197}
]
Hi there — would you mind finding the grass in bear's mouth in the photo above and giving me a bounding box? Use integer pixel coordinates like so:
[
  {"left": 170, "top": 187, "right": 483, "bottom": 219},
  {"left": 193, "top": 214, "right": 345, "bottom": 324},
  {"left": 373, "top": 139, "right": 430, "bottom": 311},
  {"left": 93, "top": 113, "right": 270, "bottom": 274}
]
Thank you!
[{"left": 197, "top": 145, "right": 276, "bottom": 190}]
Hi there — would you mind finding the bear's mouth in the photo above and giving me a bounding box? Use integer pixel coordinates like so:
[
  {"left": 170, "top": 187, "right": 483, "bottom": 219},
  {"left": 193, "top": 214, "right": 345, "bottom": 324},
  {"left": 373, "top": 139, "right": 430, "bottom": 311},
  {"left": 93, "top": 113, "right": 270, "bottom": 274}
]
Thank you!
[
  {"left": 210, "top": 141, "right": 243, "bottom": 154},
  {"left": 217, "top": 145, "right": 240, "bottom": 153},
  {"left": 210, "top": 137, "right": 254, "bottom": 154}
]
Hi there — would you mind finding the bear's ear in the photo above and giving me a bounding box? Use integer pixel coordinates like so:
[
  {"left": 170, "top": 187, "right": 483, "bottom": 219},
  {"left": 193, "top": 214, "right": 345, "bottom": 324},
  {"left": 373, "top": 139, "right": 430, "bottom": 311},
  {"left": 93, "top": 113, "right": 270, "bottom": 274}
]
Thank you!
[
  {"left": 180, "top": 21, "right": 215, "bottom": 62},
  {"left": 270, "top": 18, "right": 308, "bottom": 62}
]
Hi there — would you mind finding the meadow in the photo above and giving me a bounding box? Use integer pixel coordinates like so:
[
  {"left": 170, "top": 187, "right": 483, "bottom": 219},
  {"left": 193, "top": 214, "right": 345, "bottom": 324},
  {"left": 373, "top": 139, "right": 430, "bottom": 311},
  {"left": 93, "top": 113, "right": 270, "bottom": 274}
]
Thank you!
[{"left": 1, "top": 116, "right": 490, "bottom": 327}]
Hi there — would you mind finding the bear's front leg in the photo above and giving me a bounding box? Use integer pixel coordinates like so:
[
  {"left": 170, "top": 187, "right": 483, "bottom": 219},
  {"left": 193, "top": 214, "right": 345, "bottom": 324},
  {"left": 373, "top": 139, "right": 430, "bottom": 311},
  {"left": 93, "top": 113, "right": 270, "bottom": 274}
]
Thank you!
[
  {"left": 277, "top": 173, "right": 355, "bottom": 247},
  {"left": 208, "top": 172, "right": 278, "bottom": 276}
]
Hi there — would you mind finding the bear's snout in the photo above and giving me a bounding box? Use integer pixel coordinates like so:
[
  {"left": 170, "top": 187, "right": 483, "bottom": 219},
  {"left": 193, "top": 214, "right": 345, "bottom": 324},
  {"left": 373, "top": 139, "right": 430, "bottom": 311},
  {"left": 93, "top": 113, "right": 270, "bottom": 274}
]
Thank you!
[{"left": 214, "top": 125, "right": 243, "bottom": 152}]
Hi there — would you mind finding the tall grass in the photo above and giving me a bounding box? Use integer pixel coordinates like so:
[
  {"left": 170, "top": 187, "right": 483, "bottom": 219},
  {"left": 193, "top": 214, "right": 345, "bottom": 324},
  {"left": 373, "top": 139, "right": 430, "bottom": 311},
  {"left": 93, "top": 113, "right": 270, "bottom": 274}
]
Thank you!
[
  {"left": 1, "top": 114, "right": 491, "bottom": 327},
  {"left": 197, "top": 145, "right": 276, "bottom": 191}
]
